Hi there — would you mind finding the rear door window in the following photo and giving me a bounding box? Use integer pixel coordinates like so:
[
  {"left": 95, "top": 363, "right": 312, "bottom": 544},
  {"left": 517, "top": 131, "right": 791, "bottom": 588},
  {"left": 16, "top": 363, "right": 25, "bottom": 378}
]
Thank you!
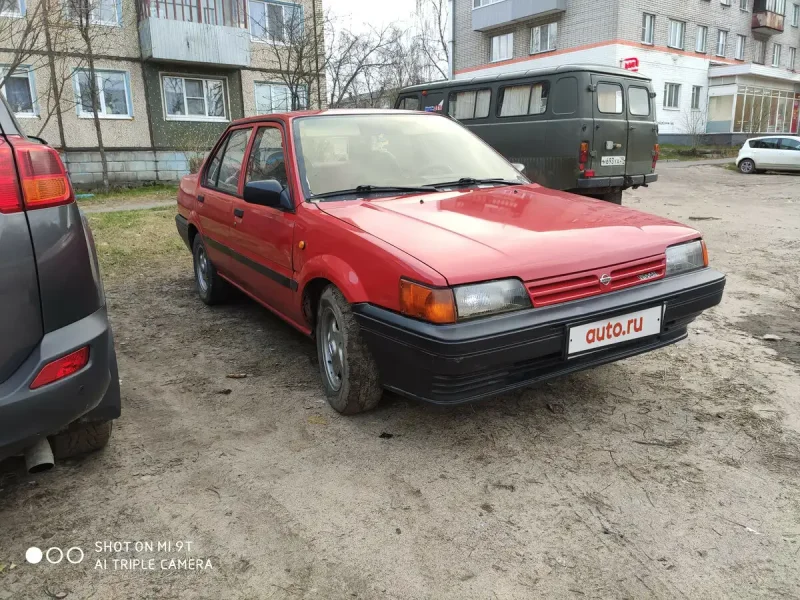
[
  {"left": 778, "top": 138, "right": 800, "bottom": 150},
  {"left": 211, "top": 128, "right": 253, "bottom": 195},
  {"left": 597, "top": 82, "right": 624, "bottom": 114},
  {"left": 397, "top": 96, "right": 420, "bottom": 110},
  {"left": 498, "top": 82, "right": 548, "bottom": 117},
  {"left": 629, "top": 86, "right": 651, "bottom": 116},
  {"left": 448, "top": 89, "right": 491, "bottom": 120}
]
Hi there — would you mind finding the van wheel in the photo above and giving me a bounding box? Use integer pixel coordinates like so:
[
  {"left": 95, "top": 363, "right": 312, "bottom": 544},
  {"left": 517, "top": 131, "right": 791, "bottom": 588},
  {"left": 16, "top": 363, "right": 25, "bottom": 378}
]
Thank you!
[
  {"left": 739, "top": 158, "right": 756, "bottom": 174},
  {"left": 51, "top": 421, "right": 112, "bottom": 459},
  {"left": 316, "top": 285, "right": 382, "bottom": 414},
  {"left": 602, "top": 190, "right": 623, "bottom": 205},
  {"left": 193, "top": 235, "right": 228, "bottom": 305}
]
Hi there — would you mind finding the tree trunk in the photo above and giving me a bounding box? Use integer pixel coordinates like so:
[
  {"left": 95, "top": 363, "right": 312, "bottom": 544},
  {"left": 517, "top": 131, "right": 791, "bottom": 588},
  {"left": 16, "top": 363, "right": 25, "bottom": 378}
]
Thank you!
[
  {"left": 83, "top": 35, "right": 110, "bottom": 191},
  {"left": 40, "top": 0, "right": 67, "bottom": 149}
]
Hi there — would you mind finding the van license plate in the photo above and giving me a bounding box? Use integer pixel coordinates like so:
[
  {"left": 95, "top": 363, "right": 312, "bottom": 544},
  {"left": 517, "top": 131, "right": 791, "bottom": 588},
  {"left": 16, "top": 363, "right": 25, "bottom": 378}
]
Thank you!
[
  {"left": 568, "top": 305, "right": 662, "bottom": 356},
  {"left": 601, "top": 156, "right": 625, "bottom": 166}
]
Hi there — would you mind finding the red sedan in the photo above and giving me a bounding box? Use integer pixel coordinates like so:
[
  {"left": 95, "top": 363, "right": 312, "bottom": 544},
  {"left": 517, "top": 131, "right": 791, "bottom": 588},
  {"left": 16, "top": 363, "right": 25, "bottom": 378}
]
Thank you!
[{"left": 175, "top": 110, "right": 725, "bottom": 413}]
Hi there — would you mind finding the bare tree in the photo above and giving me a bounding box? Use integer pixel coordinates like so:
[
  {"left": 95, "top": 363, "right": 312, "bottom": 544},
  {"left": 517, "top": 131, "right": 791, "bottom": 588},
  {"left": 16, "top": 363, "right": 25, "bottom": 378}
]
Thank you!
[
  {"left": 415, "top": 0, "right": 449, "bottom": 81},
  {"left": 680, "top": 107, "right": 706, "bottom": 150}
]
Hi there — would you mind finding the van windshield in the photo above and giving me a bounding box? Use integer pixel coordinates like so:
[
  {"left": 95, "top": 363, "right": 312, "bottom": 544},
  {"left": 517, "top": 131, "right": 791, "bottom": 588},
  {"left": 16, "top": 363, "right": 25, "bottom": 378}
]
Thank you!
[{"left": 293, "top": 114, "right": 527, "bottom": 199}]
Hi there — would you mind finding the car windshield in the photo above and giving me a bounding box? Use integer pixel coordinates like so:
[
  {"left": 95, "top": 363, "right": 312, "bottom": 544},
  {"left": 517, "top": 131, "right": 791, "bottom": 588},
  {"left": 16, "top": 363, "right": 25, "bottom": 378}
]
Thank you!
[{"left": 293, "top": 113, "right": 528, "bottom": 199}]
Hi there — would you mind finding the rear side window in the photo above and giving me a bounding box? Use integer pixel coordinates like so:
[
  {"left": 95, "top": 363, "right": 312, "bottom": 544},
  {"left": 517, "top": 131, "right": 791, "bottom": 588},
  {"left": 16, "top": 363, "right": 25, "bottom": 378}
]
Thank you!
[
  {"left": 448, "top": 89, "right": 491, "bottom": 120},
  {"left": 397, "top": 96, "right": 420, "bottom": 110},
  {"left": 597, "top": 82, "right": 623, "bottom": 114},
  {"left": 752, "top": 138, "right": 779, "bottom": 149},
  {"left": 629, "top": 86, "right": 651, "bottom": 116},
  {"left": 207, "top": 128, "right": 252, "bottom": 195},
  {"left": 498, "top": 82, "right": 548, "bottom": 117},
  {"left": 551, "top": 77, "right": 577, "bottom": 115}
]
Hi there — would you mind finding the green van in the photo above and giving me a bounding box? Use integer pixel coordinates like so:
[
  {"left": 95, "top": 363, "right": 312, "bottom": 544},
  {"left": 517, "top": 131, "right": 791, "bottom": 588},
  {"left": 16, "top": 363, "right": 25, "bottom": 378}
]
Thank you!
[{"left": 394, "top": 65, "right": 659, "bottom": 204}]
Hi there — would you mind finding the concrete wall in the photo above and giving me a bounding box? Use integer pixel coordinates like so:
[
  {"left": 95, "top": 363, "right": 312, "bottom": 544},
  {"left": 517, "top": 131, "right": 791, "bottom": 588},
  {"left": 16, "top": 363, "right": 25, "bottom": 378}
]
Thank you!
[{"left": 63, "top": 149, "right": 193, "bottom": 187}]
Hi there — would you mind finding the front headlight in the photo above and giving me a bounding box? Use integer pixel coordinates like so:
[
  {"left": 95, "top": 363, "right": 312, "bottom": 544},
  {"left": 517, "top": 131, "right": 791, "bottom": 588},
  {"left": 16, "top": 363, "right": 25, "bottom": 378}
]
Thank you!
[
  {"left": 454, "top": 279, "right": 531, "bottom": 320},
  {"left": 666, "top": 240, "right": 708, "bottom": 276}
]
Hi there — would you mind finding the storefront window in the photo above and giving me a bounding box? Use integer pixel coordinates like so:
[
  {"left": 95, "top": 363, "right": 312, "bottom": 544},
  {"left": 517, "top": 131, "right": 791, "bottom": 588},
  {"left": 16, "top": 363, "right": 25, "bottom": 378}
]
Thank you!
[{"left": 730, "top": 86, "right": 800, "bottom": 133}]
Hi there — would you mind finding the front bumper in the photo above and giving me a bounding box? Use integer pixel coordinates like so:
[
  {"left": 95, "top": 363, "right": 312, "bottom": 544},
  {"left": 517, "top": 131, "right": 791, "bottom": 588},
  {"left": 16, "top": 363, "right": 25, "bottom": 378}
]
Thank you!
[
  {"left": 0, "top": 306, "right": 120, "bottom": 460},
  {"left": 353, "top": 268, "right": 725, "bottom": 405},
  {"left": 576, "top": 173, "right": 658, "bottom": 190}
]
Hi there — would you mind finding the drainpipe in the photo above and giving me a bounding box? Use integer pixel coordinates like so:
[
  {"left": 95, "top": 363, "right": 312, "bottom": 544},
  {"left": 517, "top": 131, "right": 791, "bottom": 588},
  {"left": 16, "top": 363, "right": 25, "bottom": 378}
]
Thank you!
[
  {"left": 447, "top": 0, "right": 455, "bottom": 80},
  {"left": 312, "top": 0, "right": 322, "bottom": 108}
]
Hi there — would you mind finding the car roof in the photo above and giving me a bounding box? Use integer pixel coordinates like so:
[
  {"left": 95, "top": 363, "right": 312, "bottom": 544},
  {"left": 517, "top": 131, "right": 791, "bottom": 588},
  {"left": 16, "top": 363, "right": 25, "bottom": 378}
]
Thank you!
[
  {"left": 747, "top": 135, "right": 800, "bottom": 140},
  {"left": 399, "top": 64, "right": 651, "bottom": 93},
  {"left": 231, "top": 108, "right": 430, "bottom": 126}
]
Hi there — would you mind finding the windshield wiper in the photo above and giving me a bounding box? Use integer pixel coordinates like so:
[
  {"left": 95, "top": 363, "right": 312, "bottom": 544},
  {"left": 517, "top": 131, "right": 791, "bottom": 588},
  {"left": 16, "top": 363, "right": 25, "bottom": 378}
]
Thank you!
[
  {"left": 311, "top": 184, "right": 437, "bottom": 200},
  {"left": 429, "top": 177, "right": 523, "bottom": 188}
]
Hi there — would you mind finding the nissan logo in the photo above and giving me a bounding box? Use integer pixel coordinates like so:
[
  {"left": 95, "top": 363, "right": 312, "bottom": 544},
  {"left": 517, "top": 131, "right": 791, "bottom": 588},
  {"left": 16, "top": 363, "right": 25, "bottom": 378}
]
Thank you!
[{"left": 599, "top": 274, "right": 612, "bottom": 286}]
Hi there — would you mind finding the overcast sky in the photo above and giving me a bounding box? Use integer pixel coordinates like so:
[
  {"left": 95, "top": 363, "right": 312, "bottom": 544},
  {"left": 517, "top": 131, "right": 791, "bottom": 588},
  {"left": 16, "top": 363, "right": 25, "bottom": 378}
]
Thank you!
[{"left": 327, "top": 0, "right": 418, "bottom": 32}]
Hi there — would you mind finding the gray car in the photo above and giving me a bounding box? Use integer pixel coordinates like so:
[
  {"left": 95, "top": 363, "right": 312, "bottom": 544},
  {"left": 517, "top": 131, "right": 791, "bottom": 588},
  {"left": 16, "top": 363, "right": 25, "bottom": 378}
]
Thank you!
[{"left": 0, "top": 96, "right": 120, "bottom": 473}]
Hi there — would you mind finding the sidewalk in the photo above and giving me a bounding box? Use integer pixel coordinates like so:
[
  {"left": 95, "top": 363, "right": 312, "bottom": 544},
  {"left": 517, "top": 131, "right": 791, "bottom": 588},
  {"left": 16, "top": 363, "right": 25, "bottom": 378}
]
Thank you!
[
  {"left": 81, "top": 200, "right": 175, "bottom": 214},
  {"left": 661, "top": 157, "right": 735, "bottom": 167}
]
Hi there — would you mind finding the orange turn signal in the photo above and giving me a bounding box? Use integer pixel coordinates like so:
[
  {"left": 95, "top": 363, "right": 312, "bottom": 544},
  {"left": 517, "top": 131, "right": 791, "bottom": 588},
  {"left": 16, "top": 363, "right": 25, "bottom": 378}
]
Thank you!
[
  {"left": 701, "top": 240, "right": 709, "bottom": 267},
  {"left": 399, "top": 279, "right": 456, "bottom": 324}
]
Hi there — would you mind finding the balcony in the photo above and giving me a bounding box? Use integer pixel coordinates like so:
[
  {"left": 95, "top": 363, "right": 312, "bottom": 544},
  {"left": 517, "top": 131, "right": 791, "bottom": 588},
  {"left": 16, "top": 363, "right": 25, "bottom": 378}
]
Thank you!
[
  {"left": 472, "top": 0, "right": 566, "bottom": 32},
  {"left": 138, "top": 0, "right": 251, "bottom": 67},
  {"left": 751, "top": 0, "right": 784, "bottom": 34}
]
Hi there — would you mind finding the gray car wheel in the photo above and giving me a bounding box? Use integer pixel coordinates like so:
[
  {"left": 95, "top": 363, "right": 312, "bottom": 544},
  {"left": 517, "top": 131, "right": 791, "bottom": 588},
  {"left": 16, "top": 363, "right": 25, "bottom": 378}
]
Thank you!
[
  {"left": 192, "top": 235, "right": 228, "bottom": 305},
  {"left": 739, "top": 158, "right": 756, "bottom": 174}
]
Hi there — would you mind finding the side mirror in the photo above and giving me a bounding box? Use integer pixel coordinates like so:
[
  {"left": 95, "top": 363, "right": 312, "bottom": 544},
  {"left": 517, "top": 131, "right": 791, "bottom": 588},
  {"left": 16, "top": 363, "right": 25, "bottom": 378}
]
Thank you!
[
  {"left": 243, "top": 180, "right": 293, "bottom": 211},
  {"left": 511, "top": 162, "right": 526, "bottom": 175}
]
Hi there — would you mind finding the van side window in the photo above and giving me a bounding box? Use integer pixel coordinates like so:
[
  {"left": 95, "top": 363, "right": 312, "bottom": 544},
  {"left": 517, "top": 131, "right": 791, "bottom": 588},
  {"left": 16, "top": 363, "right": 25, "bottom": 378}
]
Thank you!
[
  {"left": 398, "top": 96, "right": 420, "bottom": 110},
  {"left": 448, "top": 89, "right": 491, "bottom": 120},
  {"left": 629, "top": 86, "right": 651, "bottom": 116},
  {"left": 498, "top": 82, "right": 548, "bottom": 117},
  {"left": 551, "top": 77, "right": 577, "bottom": 115},
  {"left": 597, "top": 83, "right": 623, "bottom": 114}
]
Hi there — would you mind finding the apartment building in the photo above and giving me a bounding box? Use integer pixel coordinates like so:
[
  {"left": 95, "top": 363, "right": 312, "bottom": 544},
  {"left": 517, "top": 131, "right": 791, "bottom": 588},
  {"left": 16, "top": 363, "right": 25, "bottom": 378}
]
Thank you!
[
  {"left": 0, "top": 0, "right": 325, "bottom": 186},
  {"left": 455, "top": 0, "right": 800, "bottom": 142}
]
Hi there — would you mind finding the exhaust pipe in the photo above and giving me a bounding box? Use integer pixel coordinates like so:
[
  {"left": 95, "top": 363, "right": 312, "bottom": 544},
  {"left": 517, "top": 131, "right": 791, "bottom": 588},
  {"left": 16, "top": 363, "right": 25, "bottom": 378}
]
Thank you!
[{"left": 25, "top": 438, "right": 54, "bottom": 474}]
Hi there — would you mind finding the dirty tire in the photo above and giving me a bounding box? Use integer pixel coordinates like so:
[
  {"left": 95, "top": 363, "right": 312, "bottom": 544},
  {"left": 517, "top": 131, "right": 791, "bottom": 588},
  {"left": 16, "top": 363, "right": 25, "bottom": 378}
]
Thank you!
[
  {"left": 193, "top": 235, "right": 228, "bottom": 305},
  {"left": 51, "top": 421, "right": 113, "bottom": 460},
  {"left": 739, "top": 158, "right": 755, "bottom": 174},
  {"left": 316, "top": 285, "right": 382, "bottom": 414},
  {"left": 602, "top": 189, "right": 623, "bottom": 205}
]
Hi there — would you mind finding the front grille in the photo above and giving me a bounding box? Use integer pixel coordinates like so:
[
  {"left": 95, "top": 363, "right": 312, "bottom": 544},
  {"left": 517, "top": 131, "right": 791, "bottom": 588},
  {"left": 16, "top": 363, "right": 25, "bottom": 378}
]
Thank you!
[{"left": 526, "top": 255, "right": 666, "bottom": 308}]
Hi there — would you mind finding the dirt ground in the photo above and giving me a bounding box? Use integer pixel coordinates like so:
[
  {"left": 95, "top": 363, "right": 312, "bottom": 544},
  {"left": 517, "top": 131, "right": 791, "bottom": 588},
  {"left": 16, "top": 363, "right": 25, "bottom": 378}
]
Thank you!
[{"left": 1, "top": 163, "right": 799, "bottom": 600}]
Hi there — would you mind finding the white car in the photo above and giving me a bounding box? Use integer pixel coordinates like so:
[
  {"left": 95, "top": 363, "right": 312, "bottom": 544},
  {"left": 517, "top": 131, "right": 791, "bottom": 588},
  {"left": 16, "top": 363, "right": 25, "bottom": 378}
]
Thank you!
[{"left": 737, "top": 135, "right": 800, "bottom": 174}]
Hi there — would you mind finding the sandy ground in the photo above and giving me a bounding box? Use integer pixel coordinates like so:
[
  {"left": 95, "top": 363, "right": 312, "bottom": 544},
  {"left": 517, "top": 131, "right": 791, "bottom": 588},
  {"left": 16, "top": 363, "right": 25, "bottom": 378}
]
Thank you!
[{"left": 1, "top": 164, "right": 799, "bottom": 600}]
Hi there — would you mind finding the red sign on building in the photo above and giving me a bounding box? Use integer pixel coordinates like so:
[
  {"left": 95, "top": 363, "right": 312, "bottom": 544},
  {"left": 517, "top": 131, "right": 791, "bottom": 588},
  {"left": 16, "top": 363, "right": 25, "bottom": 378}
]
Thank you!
[{"left": 621, "top": 57, "right": 640, "bottom": 72}]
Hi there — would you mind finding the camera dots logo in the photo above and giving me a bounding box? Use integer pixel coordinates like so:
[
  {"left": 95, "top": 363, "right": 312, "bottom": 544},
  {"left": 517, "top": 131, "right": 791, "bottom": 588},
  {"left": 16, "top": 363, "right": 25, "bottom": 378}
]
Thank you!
[{"left": 26, "top": 546, "right": 85, "bottom": 565}]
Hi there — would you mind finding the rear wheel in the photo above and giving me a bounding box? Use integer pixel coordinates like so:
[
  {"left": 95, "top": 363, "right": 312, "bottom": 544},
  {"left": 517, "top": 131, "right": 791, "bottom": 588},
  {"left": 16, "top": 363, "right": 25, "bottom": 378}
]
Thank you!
[
  {"left": 51, "top": 421, "right": 112, "bottom": 459},
  {"left": 315, "top": 285, "right": 382, "bottom": 414},
  {"left": 739, "top": 158, "right": 756, "bottom": 174},
  {"left": 193, "top": 235, "right": 228, "bottom": 305},
  {"left": 601, "top": 189, "right": 623, "bottom": 205}
]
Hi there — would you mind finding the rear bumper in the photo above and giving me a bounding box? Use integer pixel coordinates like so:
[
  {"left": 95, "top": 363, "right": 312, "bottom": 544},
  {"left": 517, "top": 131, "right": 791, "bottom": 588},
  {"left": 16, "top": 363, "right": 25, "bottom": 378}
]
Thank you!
[
  {"left": 176, "top": 214, "right": 191, "bottom": 250},
  {"left": 575, "top": 173, "right": 658, "bottom": 190},
  {"left": 353, "top": 268, "right": 725, "bottom": 406},
  {"left": 0, "top": 306, "right": 120, "bottom": 460}
]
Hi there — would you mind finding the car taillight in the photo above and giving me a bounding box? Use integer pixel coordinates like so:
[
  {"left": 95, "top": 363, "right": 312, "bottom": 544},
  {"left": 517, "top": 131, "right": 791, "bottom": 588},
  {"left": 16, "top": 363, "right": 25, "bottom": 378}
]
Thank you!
[
  {"left": 652, "top": 144, "right": 660, "bottom": 170},
  {"left": 30, "top": 346, "right": 90, "bottom": 389},
  {"left": 16, "top": 143, "right": 73, "bottom": 210},
  {"left": 579, "top": 141, "right": 589, "bottom": 171},
  {"left": 0, "top": 138, "right": 22, "bottom": 213}
]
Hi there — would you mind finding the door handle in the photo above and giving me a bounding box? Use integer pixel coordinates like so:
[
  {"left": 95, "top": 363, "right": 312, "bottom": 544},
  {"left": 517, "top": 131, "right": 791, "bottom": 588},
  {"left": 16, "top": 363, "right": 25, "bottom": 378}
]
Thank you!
[
  {"left": 234, "top": 208, "right": 244, "bottom": 218},
  {"left": 197, "top": 194, "right": 205, "bottom": 204},
  {"left": 629, "top": 125, "right": 636, "bottom": 130}
]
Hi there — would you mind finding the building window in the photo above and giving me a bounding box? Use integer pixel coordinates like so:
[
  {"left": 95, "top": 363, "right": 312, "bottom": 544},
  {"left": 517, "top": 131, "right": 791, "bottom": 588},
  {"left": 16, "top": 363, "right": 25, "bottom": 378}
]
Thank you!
[
  {"left": 664, "top": 83, "right": 681, "bottom": 109},
  {"left": 716, "top": 30, "right": 728, "bottom": 56},
  {"left": 254, "top": 82, "right": 306, "bottom": 113},
  {"left": 66, "top": 0, "right": 122, "bottom": 26},
  {"left": 498, "top": 82, "right": 548, "bottom": 117},
  {"left": 162, "top": 75, "right": 225, "bottom": 121},
  {"left": 696, "top": 25, "right": 708, "bottom": 53},
  {"left": 0, "top": 0, "right": 23, "bottom": 16},
  {"left": 793, "top": 3, "right": 799, "bottom": 25},
  {"left": 767, "top": 0, "right": 786, "bottom": 13},
  {"left": 530, "top": 22, "right": 557, "bottom": 53},
  {"left": 473, "top": 0, "right": 503, "bottom": 6},
  {"left": 735, "top": 35, "right": 746, "bottom": 59},
  {"left": 691, "top": 86, "right": 702, "bottom": 110},
  {"left": 668, "top": 20, "right": 685, "bottom": 50},
  {"left": 641, "top": 13, "right": 655, "bottom": 44},
  {"left": 75, "top": 70, "right": 131, "bottom": 118},
  {"left": 0, "top": 67, "right": 36, "bottom": 116},
  {"left": 448, "top": 89, "right": 491, "bottom": 120},
  {"left": 772, "top": 43, "right": 782, "bottom": 66},
  {"left": 249, "top": 1, "right": 302, "bottom": 43},
  {"left": 753, "top": 38, "right": 766, "bottom": 63},
  {"left": 490, "top": 33, "right": 513, "bottom": 62},
  {"left": 733, "top": 85, "right": 797, "bottom": 133},
  {"left": 740, "top": 0, "right": 748, "bottom": 9},
  {"left": 721, "top": 0, "right": 731, "bottom": 5},
  {"left": 789, "top": 46, "right": 796, "bottom": 69}
]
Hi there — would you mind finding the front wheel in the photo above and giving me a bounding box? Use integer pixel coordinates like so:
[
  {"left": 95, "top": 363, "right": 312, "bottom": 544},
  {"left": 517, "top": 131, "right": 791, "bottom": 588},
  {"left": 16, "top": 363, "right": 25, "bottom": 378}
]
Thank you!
[
  {"left": 315, "top": 285, "right": 382, "bottom": 414},
  {"left": 739, "top": 158, "right": 756, "bottom": 174}
]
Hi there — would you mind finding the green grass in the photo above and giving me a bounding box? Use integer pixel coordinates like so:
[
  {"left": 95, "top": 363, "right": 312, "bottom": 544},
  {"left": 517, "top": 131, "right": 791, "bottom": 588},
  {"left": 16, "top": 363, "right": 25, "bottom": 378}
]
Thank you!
[
  {"left": 76, "top": 183, "right": 179, "bottom": 205},
  {"left": 660, "top": 144, "right": 739, "bottom": 161},
  {"left": 87, "top": 206, "right": 188, "bottom": 277}
]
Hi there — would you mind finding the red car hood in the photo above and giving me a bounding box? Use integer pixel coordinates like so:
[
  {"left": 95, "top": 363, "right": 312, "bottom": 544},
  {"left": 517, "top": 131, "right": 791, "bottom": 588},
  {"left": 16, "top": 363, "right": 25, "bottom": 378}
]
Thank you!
[{"left": 319, "top": 184, "right": 700, "bottom": 285}]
